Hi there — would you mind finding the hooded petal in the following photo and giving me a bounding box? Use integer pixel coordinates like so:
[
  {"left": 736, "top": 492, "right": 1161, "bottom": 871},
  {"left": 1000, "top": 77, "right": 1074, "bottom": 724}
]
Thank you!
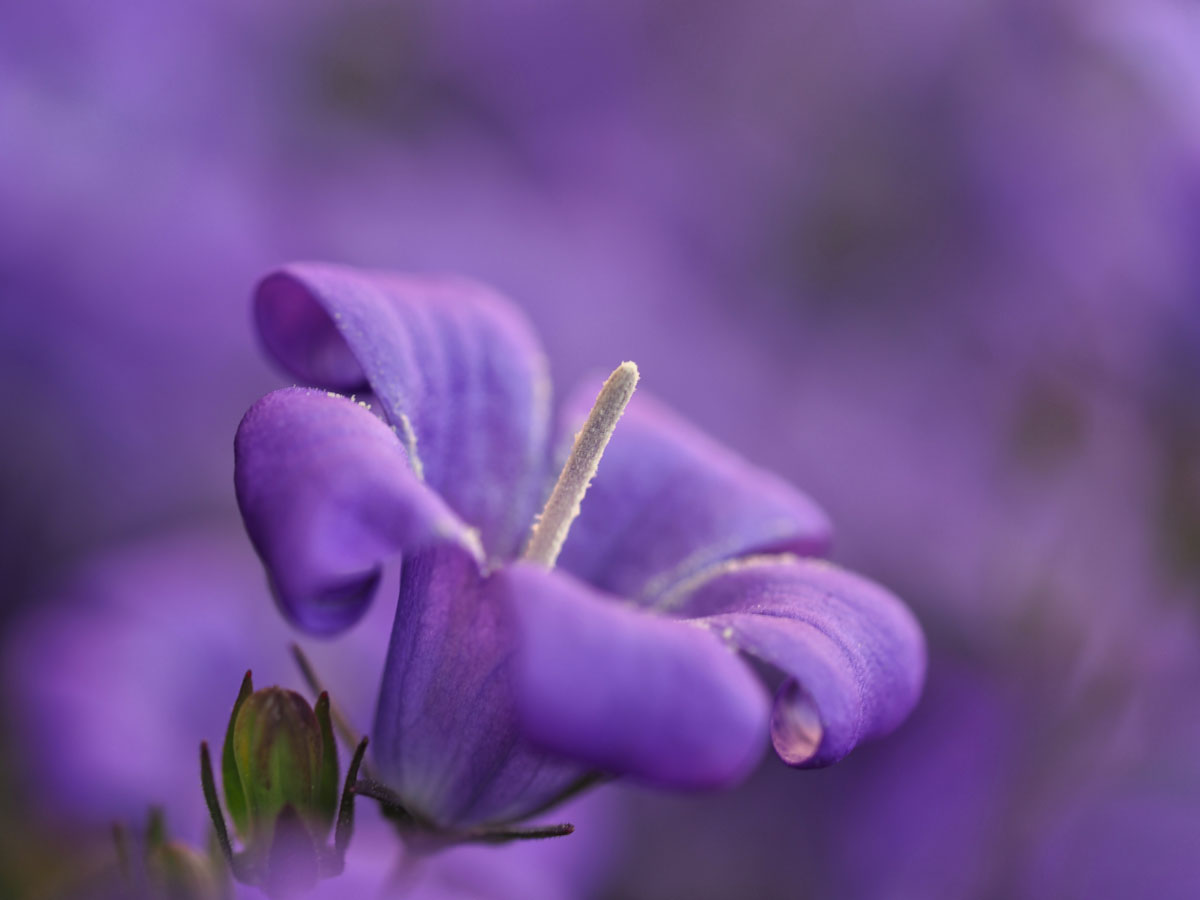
[
  {"left": 235, "top": 387, "right": 480, "bottom": 635},
  {"left": 501, "top": 563, "right": 770, "bottom": 788},
  {"left": 254, "top": 263, "right": 552, "bottom": 559},
  {"left": 685, "top": 556, "right": 926, "bottom": 768},
  {"left": 555, "top": 384, "right": 832, "bottom": 606},
  {"left": 373, "top": 546, "right": 585, "bottom": 828}
]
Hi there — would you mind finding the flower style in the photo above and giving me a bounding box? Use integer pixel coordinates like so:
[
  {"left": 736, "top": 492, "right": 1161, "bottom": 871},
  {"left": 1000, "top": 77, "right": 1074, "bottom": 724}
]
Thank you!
[{"left": 235, "top": 263, "right": 925, "bottom": 836}]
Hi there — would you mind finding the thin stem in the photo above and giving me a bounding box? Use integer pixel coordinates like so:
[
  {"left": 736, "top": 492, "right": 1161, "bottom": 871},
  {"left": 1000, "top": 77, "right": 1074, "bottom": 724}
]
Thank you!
[
  {"left": 354, "top": 773, "right": 576, "bottom": 851},
  {"left": 459, "top": 822, "right": 575, "bottom": 844},
  {"left": 523, "top": 362, "right": 639, "bottom": 567},
  {"left": 335, "top": 738, "right": 369, "bottom": 861},
  {"left": 353, "top": 778, "right": 412, "bottom": 817}
]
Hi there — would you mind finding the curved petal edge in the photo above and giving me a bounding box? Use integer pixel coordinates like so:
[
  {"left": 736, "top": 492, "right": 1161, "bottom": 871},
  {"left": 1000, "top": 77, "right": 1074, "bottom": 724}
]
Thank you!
[
  {"left": 254, "top": 263, "right": 552, "bottom": 560},
  {"left": 235, "top": 387, "right": 481, "bottom": 635},
  {"left": 501, "top": 563, "right": 771, "bottom": 789},
  {"left": 688, "top": 557, "right": 926, "bottom": 768}
]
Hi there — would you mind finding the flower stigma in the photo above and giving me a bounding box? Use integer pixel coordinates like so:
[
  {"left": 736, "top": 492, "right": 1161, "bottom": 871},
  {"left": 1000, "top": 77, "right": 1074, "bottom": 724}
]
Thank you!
[{"left": 522, "top": 361, "right": 639, "bottom": 567}]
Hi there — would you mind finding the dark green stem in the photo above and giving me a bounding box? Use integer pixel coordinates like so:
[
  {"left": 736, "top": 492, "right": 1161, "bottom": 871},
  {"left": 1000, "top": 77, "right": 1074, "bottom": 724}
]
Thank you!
[{"left": 335, "top": 738, "right": 369, "bottom": 861}]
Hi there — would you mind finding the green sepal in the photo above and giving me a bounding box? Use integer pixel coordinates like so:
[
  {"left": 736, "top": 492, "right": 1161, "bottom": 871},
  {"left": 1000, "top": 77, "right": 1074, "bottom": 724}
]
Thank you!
[
  {"left": 200, "top": 742, "right": 235, "bottom": 868},
  {"left": 145, "top": 806, "right": 167, "bottom": 853},
  {"left": 313, "top": 693, "right": 339, "bottom": 834},
  {"left": 221, "top": 671, "right": 254, "bottom": 840},
  {"left": 333, "top": 737, "right": 368, "bottom": 864},
  {"left": 204, "top": 829, "right": 235, "bottom": 900}
]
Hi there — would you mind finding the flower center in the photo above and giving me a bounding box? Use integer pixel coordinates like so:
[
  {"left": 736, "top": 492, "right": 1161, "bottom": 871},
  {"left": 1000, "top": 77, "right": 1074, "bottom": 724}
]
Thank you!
[{"left": 522, "top": 362, "right": 639, "bottom": 567}]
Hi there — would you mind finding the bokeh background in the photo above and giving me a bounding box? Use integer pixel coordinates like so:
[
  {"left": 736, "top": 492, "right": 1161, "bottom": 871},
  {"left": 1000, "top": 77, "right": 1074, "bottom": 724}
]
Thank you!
[{"left": 3, "top": 0, "right": 1200, "bottom": 897}]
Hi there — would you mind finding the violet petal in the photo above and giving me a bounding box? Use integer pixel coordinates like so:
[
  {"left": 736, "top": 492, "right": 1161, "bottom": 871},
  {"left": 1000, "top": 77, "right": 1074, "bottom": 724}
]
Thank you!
[
  {"left": 255, "top": 263, "right": 551, "bottom": 559},
  {"left": 501, "top": 562, "right": 770, "bottom": 788},
  {"left": 687, "top": 557, "right": 926, "bottom": 768},
  {"left": 235, "top": 387, "right": 479, "bottom": 635},
  {"left": 373, "top": 546, "right": 585, "bottom": 828},
  {"left": 555, "top": 383, "right": 832, "bottom": 605}
]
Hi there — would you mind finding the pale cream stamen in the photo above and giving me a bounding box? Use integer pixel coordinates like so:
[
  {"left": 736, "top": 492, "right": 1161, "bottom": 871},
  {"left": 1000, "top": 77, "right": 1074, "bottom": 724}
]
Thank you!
[{"left": 522, "top": 362, "right": 639, "bottom": 567}]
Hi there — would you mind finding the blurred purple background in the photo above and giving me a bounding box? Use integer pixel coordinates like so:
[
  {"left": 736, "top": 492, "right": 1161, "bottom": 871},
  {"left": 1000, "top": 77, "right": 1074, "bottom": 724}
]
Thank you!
[{"left": 3, "top": 0, "right": 1200, "bottom": 897}]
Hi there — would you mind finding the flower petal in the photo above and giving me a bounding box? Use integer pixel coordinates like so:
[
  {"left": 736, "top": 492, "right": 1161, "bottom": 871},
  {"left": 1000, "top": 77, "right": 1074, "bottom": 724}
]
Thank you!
[
  {"left": 373, "top": 546, "right": 585, "bottom": 828},
  {"left": 686, "top": 557, "right": 926, "bottom": 768},
  {"left": 501, "top": 563, "right": 770, "bottom": 788},
  {"left": 234, "top": 387, "right": 480, "bottom": 635},
  {"left": 555, "top": 383, "right": 832, "bottom": 605},
  {"left": 255, "top": 263, "right": 552, "bottom": 559}
]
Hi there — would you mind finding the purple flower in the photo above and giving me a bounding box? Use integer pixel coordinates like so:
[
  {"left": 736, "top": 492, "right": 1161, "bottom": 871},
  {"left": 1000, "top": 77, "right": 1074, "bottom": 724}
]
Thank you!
[{"left": 234, "top": 263, "right": 926, "bottom": 834}]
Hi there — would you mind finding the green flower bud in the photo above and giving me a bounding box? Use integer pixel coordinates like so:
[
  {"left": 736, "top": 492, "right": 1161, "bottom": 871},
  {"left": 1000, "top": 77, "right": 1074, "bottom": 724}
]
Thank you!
[
  {"left": 202, "top": 671, "right": 365, "bottom": 897},
  {"left": 225, "top": 684, "right": 338, "bottom": 849}
]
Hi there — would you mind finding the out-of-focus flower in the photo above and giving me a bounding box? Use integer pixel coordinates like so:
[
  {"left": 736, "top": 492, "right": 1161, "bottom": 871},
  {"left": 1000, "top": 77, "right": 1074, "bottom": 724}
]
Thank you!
[{"left": 233, "top": 263, "right": 926, "bottom": 835}]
